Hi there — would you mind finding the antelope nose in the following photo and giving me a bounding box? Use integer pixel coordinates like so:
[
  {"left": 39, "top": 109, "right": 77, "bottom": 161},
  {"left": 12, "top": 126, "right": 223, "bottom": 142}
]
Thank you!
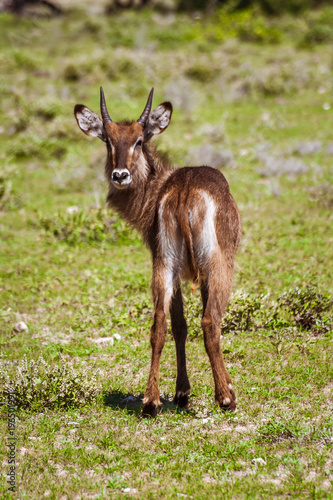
[{"left": 112, "top": 170, "right": 129, "bottom": 183}]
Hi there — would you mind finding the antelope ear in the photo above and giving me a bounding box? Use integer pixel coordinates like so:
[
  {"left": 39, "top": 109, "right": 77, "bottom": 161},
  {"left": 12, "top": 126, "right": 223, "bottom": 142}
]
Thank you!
[
  {"left": 144, "top": 102, "right": 172, "bottom": 141},
  {"left": 74, "top": 104, "right": 106, "bottom": 142}
]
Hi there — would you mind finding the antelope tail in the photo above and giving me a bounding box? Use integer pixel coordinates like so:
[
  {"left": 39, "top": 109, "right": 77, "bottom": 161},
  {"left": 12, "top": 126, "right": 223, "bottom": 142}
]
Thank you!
[{"left": 177, "top": 209, "right": 200, "bottom": 293}]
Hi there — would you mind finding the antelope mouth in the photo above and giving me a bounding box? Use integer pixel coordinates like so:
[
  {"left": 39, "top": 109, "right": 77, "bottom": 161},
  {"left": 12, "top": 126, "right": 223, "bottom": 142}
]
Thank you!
[{"left": 111, "top": 169, "right": 132, "bottom": 189}]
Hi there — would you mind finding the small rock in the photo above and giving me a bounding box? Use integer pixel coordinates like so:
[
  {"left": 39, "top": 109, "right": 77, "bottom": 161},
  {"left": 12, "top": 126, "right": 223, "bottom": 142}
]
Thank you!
[
  {"left": 122, "top": 396, "right": 138, "bottom": 403},
  {"left": 121, "top": 487, "right": 131, "bottom": 493},
  {"left": 14, "top": 321, "right": 28, "bottom": 332},
  {"left": 120, "top": 395, "right": 141, "bottom": 409},
  {"left": 66, "top": 206, "right": 79, "bottom": 214},
  {"left": 252, "top": 457, "right": 267, "bottom": 466},
  {"left": 113, "top": 333, "right": 121, "bottom": 341},
  {"left": 108, "top": 298, "right": 115, "bottom": 308},
  {"left": 93, "top": 337, "right": 114, "bottom": 346},
  {"left": 202, "top": 417, "right": 214, "bottom": 424}
]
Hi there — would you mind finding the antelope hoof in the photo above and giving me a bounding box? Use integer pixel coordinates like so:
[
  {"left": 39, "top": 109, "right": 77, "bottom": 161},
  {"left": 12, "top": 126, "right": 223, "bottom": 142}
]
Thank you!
[
  {"left": 173, "top": 391, "right": 189, "bottom": 409},
  {"left": 142, "top": 402, "right": 159, "bottom": 418},
  {"left": 219, "top": 396, "right": 236, "bottom": 412}
]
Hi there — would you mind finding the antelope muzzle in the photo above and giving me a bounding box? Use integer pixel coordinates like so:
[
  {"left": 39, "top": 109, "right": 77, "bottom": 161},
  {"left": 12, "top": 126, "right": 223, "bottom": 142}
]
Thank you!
[{"left": 111, "top": 168, "right": 132, "bottom": 189}]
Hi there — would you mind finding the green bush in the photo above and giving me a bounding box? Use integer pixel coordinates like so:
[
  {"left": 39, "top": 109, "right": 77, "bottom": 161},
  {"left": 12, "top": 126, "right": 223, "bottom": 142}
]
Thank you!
[
  {"left": 7, "top": 135, "right": 68, "bottom": 160},
  {"left": 0, "top": 354, "right": 100, "bottom": 411},
  {"left": 278, "top": 284, "right": 333, "bottom": 332},
  {"left": 0, "top": 163, "right": 18, "bottom": 210},
  {"left": 257, "top": 418, "right": 299, "bottom": 443},
  {"left": 185, "top": 63, "right": 220, "bottom": 82},
  {"left": 301, "top": 7, "right": 333, "bottom": 45},
  {"left": 302, "top": 22, "right": 333, "bottom": 45},
  {"left": 186, "top": 289, "right": 262, "bottom": 340},
  {"left": 237, "top": 17, "right": 282, "bottom": 43},
  {"left": 39, "top": 207, "right": 140, "bottom": 246},
  {"left": 258, "top": 0, "right": 312, "bottom": 15},
  {"left": 185, "top": 285, "right": 332, "bottom": 339},
  {"left": 222, "top": 290, "right": 262, "bottom": 334},
  {"left": 32, "top": 98, "right": 62, "bottom": 121}
]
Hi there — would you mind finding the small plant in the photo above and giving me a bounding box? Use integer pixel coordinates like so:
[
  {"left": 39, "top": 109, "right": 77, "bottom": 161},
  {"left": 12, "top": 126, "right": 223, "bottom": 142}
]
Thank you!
[
  {"left": 222, "top": 291, "right": 262, "bottom": 334},
  {"left": 185, "top": 292, "right": 202, "bottom": 340},
  {"left": 301, "top": 8, "right": 333, "bottom": 46},
  {"left": 257, "top": 418, "right": 299, "bottom": 443},
  {"left": 63, "top": 63, "right": 82, "bottom": 82},
  {"left": 278, "top": 284, "right": 333, "bottom": 332},
  {"left": 0, "top": 354, "right": 100, "bottom": 411},
  {"left": 185, "top": 63, "right": 220, "bottom": 83},
  {"left": 186, "top": 289, "right": 262, "bottom": 339},
  {"left": 39, "top": 207, "right": 140, "bottom": 246},
  {"left": 7, "top": 135, "right": 68, "bottom": 160},
  {"left": 32, "top": 97, "right": 62, "bottom": 121},
  {"left": 308, "top": 183, "right": 333, "bottom": 210},
  {"left": 237, "top": 18, "right": 282, "bottom": 44},
  {"left": 0, "top": 162, "right": 19, "bottom": 210}
]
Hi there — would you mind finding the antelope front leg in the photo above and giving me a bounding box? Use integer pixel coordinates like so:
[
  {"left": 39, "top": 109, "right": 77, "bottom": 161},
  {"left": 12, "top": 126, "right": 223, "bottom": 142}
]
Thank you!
[{"left": 142, "top": 266, "right": 173, "bottom": 418}]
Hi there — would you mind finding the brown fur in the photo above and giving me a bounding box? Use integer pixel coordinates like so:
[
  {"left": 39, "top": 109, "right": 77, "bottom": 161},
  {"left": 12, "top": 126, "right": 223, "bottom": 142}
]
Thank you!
[{"left": 74, "top": 99, "right": 241, "bottom": 418}]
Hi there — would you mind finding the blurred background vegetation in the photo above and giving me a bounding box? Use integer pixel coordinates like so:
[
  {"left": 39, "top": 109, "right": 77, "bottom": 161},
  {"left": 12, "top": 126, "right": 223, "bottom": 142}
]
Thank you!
[{"left": 0, "top": 1, "right": 332, "bottom": 496}]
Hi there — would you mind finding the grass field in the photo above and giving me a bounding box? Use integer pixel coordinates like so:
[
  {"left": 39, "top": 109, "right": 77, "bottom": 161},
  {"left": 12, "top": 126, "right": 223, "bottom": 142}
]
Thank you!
[{"left": 0, "top": 3, "right": 333, "bottom": 498}]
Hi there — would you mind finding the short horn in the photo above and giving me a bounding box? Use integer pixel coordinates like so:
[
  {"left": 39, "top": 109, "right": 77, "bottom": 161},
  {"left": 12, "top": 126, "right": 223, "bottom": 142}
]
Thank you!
[
  {"left": 137, "top": 87, "right": 154, "bottom": 127},
  {"left": 100, "top": 86, "right": 112, "bottom": 125}
]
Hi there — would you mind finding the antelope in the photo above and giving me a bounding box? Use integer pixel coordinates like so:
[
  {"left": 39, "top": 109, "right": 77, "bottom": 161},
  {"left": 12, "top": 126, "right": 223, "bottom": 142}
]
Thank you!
[{"left": 74, "top": 87, "right": 241, "bottom": 417}]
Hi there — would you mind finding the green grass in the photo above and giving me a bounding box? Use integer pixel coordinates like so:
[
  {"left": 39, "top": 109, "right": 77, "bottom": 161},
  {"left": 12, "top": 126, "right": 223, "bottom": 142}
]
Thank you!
[{"left": 0, "top": 3, "right": 333, "bottom": 499}]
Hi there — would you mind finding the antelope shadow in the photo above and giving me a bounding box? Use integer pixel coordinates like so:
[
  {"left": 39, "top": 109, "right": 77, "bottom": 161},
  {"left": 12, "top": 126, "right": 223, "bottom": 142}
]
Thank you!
[{"left": 102, "top": 390, "right": 196, "bottom": 417}]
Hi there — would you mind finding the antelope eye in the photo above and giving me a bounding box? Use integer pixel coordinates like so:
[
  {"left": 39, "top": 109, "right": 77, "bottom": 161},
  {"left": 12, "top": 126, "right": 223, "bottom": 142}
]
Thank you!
[{"left": 135, "top": 139, "right": 143, "bottom": 148}]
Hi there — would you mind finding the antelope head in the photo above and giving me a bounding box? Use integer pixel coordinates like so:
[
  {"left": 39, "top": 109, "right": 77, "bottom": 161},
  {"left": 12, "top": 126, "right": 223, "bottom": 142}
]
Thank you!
[{"left": 74, "top": 88, "right": 172, "bottom": 190}]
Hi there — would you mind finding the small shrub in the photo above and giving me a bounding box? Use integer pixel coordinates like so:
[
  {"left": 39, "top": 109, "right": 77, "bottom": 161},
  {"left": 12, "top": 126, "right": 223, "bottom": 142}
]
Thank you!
[
  {"left": 186, "top": 292, "right": 202, "bottom": 340},
  {"left": 222, "top": 291, "right": 262, "bottom": 334},
  {"left": 63, "top": 63, "right": 82, "bottom": 82},
  {"left": 7, "top": 135, "right": 67, "bottom": 160},
  {"left": 257, "top": 418, "right": 299, "bottom": 443},
  {"left": 39, "top": 207, "right": 140, "bottom": 246},
  {"left": 278, "top": 284, "right": 333, "bottom": 332},
  {"left": 259, "top": 0, "right": 311, "bottom": 15},
  {"left": 186, "top": 290, "right": 262, "bottom": 339},
  {"left": 238, "top": 20, "right": 282, "bottom": 44},
  {"left": 0, "top": 355, "right": 100, "bottom": 411},
  {"left": 187, "top": 286, "right": 331, "bottom": 340},
  {"left": 32, "top": 98, "right": 62, "bottom": 121},
  {"left": 302, "top": 22, "right": 333, "bottom": 46},
  {"left": 11, "top": 49, "right": 38, "bottom": 71},
  {"left": 0, "top": 162, "right": 19, "bottom": 210},
  {"left": 212, "top": 7, "right": 282, "bottom": 44},
  {"left": 185, "top": 63, "right": 220, "bottom": 83},
  {"left": 301, "top": 7, "right": 333, "bottom": 46},
  {"left": 308, "top": 183, "right": 333, "bottom": 210}
]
